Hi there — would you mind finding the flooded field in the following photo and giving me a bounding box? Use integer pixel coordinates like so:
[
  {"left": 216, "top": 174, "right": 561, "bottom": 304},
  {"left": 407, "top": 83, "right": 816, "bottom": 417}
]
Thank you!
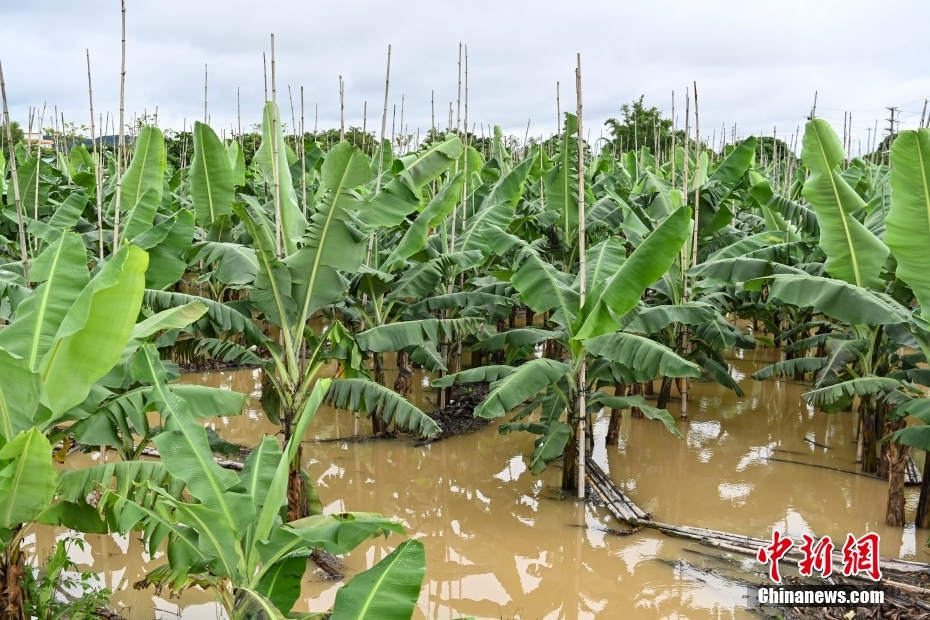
[{"left": 35, "top": 348, "right": 930, "bottom": 619}]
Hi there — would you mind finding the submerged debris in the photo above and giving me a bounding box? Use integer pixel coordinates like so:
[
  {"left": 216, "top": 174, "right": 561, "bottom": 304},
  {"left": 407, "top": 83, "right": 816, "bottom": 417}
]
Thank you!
[{"left": 427, "top": 383, "right": 491, "bottom": 438}]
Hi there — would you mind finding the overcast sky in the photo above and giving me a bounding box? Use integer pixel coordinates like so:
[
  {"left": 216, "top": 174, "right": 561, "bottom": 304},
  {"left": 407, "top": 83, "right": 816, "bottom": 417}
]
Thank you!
[{"left": 2, "top": 0, "right": 928, "bottom": 154}]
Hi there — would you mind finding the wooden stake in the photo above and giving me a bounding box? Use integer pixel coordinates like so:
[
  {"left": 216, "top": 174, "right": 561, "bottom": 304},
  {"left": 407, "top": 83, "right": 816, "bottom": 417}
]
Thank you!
[
  {"left": 362, "top": 100, "right": 368, "bottom": 150},
  {"left": 575, "top": 52, "right": 586, "bottom": 500},
  {"left": 456, "top": 43, "right": 462, "bottom": 133},
  {"left": 262, "top": 52, "right": 268, "bottom": 101},
  {"left": 430, "top": 89, "right": 435, "bottom": 132},
  {"left": 113, "top": 0, "right": 127, "bottom": 251},
  {"left": 203, "top": 63, "right": 208, "bottom": 124},
  {"left": 269, "top": 33, "right": 283, "bottom": 257},
  {"left": 0, "top": 60, "right": 30, "bottom": 284},
  {"left": 670, "top": 90, "right": 676, "bottom": 183},
  {"left": 300, "top": 86, "right": 307, "bottom": 216},
  {"left": 237, "top": 86, "right": 242, "bottom": 145},
  {"left": 338, "top": 74, "right": 345, "bottom": 141}
]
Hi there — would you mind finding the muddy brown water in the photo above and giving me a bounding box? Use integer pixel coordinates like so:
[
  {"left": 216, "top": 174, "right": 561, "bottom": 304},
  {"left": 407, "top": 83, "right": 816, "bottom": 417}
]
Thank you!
[{"left": 31, "top": 348, "right": 930, "bottom": 619}]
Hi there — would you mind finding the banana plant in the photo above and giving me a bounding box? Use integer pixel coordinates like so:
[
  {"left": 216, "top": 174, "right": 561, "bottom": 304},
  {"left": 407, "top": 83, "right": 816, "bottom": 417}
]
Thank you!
[
  {"left": 0, "top": 241, "right": 148, "bottom": 617},
  {"left": 711, "top": 122, "right": 930, "bottom": 528},
  {"left": 226, "top": 109, "right": 466, "bottom": 517},
  {"left": 435, "top": 206, "right": 699, "bottom": 490},
  {"left": 55, "top": 374, "right": 426, "bottom": 619}
]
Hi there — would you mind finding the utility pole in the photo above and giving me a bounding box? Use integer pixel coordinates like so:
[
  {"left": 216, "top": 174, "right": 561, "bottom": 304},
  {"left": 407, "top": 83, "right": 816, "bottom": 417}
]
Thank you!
[
  {"left": 886, "top": 106, "right": 898, "bottom": 165},
  {"left": 886, "top": 106, "right": 898, "bottom": 139}
]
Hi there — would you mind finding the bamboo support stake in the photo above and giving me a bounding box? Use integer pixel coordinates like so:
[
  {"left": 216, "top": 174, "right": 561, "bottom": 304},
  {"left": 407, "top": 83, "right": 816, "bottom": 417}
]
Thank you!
[
  {"left": 670, "top": 90, "right": 676, "bottom": 183},
  {"left": 368, "top": 44, "right": 391, "bottom": 257},
  {"left": 921, "top": 99, "right": 928, "bottom": 129},
  {"left": 556, "top": 81, "right": 561, "bottom": 137},
  {"left": 679, "top": 88, "right": 691, "bottom": 419},
  {"left": 361, "top": 100, "right": 368, "bottom": 150},
  {"left": 288, "top": 85, "right": 297, "bottom": 149},
  {"left": 34, "top": 102, "right": 47, "bottom": 253},
  {"left": 237, "top": 87, "right": 242, "bottom": 146},
  {"left": 0, "top": 60, "right": 30, "bottom": 284},
  {"left": 338, "top": 75, "right": 345, "bottom": 141},
  {"left": 461, "top": 45, "right": 469, "bottom": 233},
  {"left": 203, "top": 63, "right": 208, "bottom": 124},
  {"left": 456, "top": 43, "right": 462, "bottom": 133},
  {"left": 262, "top": 52, "right": 268, "bottom": 101},
  {"left": 113, "top": 0, "right": 127, "bottom": 251},
  {"left": 269, "top": 34, "right": 283, "bottom": 257},
  {"left": 300, "top": 86, "right": 307, "bottom": 216},
  {"left": 575, "top": 53, "right": 586, "bottom": 500},
  {"left": 430, "top": 89, "right": 435, "bottom": 132},
  {"left": 453, "top": 45, "right": 471, "bottom": 373}
]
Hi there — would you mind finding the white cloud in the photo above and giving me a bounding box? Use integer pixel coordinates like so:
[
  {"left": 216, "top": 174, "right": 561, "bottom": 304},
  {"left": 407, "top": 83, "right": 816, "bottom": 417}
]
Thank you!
[{"left": 1, "top": 0, "right": 928, "bottom": 152}]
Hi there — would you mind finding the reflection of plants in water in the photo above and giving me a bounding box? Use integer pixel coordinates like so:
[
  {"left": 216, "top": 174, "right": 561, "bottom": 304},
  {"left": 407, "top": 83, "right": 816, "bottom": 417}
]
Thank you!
[{"left": 23, "top": 536, "right": 112, "bottom": 620}]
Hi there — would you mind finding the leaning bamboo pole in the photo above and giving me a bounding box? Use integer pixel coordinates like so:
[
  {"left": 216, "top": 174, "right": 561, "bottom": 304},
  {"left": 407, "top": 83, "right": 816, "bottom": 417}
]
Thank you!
[{"left": 0, "top": 60, "right": 30, "bottom": 284}]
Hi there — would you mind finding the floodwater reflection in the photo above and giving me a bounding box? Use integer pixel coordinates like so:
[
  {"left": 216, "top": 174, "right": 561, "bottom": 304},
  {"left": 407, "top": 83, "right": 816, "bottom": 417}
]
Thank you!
[{"left": 39, "top": 348, "right": 930, "bottom": 618}]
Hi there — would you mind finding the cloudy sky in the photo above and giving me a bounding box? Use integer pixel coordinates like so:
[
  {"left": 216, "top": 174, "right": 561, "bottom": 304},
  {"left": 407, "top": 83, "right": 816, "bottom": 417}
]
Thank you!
[{"left": 2, "top": 0, "right": 928, "bottom": 153}]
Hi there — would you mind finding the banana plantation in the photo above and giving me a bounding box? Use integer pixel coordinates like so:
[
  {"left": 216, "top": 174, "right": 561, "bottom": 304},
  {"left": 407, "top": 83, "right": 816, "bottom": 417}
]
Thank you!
[{"left": 3, "top": 28, "right": 930, "bottom": 620}]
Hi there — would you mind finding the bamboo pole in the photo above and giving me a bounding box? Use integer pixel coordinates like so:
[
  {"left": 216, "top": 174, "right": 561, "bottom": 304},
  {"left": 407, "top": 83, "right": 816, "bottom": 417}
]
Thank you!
[
  {"left": 575, "top": 53, "right": 586, "bottom": 500},
  {"left": 203, "top": 63, "right": 208, "bottom": 124},
  {"left": 262, "top": 52, "right": 268, "bottom": 101},
  {"left": 361, "top": 100, "right": 368, "bottom": 151},
  {"left": 455, "top": 43, "right": 462, "bottom": 133},
  {"left": 679, "top": 88, "right": 691, "bottom": 419},
  {"left": 0, "top": 60, "right": 30, "bottom": 284},
  {"left": 300, "top": 86, "right": 307, "bottom": 217},
  {"left": 112, "top": 0, "right": 127, "bottom": 251},
  {"left": 33, "top": 102, "right": 47, "bottom": 253},
  {"left": 237, "top": 87, "right": 242, "bottom": 146},
  {"left": 670, "top": 90, "right": 676, "bottom": 183},
  {"left": 269, "top": 33, "right": 282, "bottom": 257},
  {"left": 338, "top": 75, "right": 345, "bottom": 141},
  {"left": 430, "top": 89, "right": 435, "bottom": 133},
  {"left": 371, "top": 45, "right": 391, "bottom": 237}
]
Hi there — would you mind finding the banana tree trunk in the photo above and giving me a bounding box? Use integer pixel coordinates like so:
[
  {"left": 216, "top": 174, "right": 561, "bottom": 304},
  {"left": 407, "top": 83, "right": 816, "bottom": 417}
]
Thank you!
[
  {"left": 860, "top": 399, "right": 880, "bottom": 474},
  {"left": 0, "top": 531, "right": 25, "bottom": 620},
  {"left": 393, "top": 350, "right": 412, "bottom": 397},
  {"left": 371, "top": 353, "right": 389, "bottom": 434},
  {"left": 631, "top": 383, "right": 644, "bottom": 418},
  {"left": 286, "top": 445, "right": 311, "bottom": 521},
  {"left": 656, "top": 376, "right": 673, "bottom": 410},
  {"left": 606, "top": 383, "right": 626, "bottom": 445},
  {"left": 885, "top": 438, "right": 909, "bottom": 527},
  {"left": 916, "top": 452, "right": 930, "bottom": 528},
  {"left": 561, "top": 422, "right": 578, "bottom": 493}
]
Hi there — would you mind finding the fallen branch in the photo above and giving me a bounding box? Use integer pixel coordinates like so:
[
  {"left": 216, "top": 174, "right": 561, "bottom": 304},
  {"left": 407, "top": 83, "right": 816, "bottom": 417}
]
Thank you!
[
  {"left": 803, "top": 436, "right": 831, "bottom": 449},
  {"left": 766, "top": 456, "right": 882, "bottom": 481}
]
